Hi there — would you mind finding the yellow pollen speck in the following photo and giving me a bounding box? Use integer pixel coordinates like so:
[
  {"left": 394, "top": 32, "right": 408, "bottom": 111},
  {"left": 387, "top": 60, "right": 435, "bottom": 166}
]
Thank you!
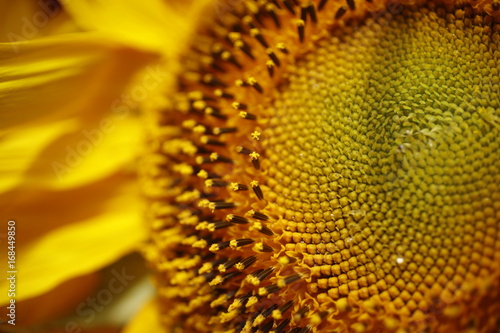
[
  {"left": 278, "top": 256, "right": 290, "bottom": 265},
  {"left": 246, "top": 296, "right": 259, "bottom": 308},
  {"left": 198, "top": 262, "right": 213, "bottom": 275},
  {"left": 193, "top": 125, "right": 206, "bottom": 134},
  {"left": 258, "top": 287, "right": 268, "bottom": 296},
  {"left": 192, "top": 100, "right": 206, "bottom": 110},
  {"left": 245, "top": 274, "right": 261, "bottom": 286},
  {"left": 229, "top": 182, "right": 240, "bottom": 191},
  {"left": 249, "top": 152, "right": 260, "bottom": 160},
  {"left": 182, "top": 119, "right": 196, "bottom": 129},
  {"left": 219, "top": 310, "right": 239, "bottom": 324},
  {"left": 210, "top": 295, "right": 227, "bottom": 308},
  {"left": 253, "top": 314, "right": 265, "bottom": 326},
  {"left": 251, "top": 131, "right": 261, "bottom": 140},
  {"left": 172, "top": 163, "right": 193, "bottom": 176},
  {"left": 208, "top": 244, "right": 220, "bottom": 252},
  {"left": 272, "top": 309, "right": 282, "bottom": 320},
  {"left": 277, "top": 279, "right": 287, "bottom": 288},
  {"left": 209, "top": 275, "right": 224, "bottom": 286},
  {"left": 252, "top": 242, "right": 264, "bottom": 252},
  {"left": 197, "top": 169, "right": 208, "bottom": 179},
  {"left": 191, "top": 239, "right": 207, "bottom": 249},
  {"left": 228, "top": 299, "right": 242, "bottom": 312},
  {"left": 197, "top": 199, "right": 209, "bottom": 208},
  {"left": 209, "top": 152, "right": 218, "bottom": 161},
  {"left": 175, "top": 189, "right": 200, "bottom": 203}
]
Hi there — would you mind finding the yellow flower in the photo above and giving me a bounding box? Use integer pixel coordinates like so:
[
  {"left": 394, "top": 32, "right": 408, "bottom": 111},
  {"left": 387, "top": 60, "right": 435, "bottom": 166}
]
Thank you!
[{"left": 1, "top": 0, "right": 499, "bottom": 332}]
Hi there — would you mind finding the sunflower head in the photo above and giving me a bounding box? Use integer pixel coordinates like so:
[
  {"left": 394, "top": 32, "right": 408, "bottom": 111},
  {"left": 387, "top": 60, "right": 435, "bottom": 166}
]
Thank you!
[{"left": 142, "top": 0, "right": 500, "bottom": 332}]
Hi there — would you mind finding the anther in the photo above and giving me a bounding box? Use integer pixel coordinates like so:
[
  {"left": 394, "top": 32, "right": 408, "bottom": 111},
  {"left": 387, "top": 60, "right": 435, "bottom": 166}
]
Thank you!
[
  {"left": 296, "top": 19, "right": 305, "bottom": 43},
  {"left": 335, "top": 6, "right": 347, "bottom": 19},
  {"left": 204, "top": 107, "right": 228, "bottom": 120},
  {"left": 346, "top": 0, "right": 356, "bottom": 10},
  {"left": 266, "top": 60, "right": 275, "bottom": 77},
  {"left": 247, "top": 210, "right": 269, "bottom": 221},
  {"left": 260, "top": 284, "right": 281, "bottom": 295},
  {"left": 212, "top": 127, "right": 237, "bottom": 135},
  {"left": 234, "top": 40, "right": 255, "bottom": 59},
  {"left": 250, "top": 180, "right": 264, "bottom": 200},
  {"left": 200, "top": 136, "right": 225, "bottom": 146},
  {"left": 283, "top": 0, "right": 296, "bottom": 14},
  {"left": 266, "top": 3, "right": 281, "bottom": 28},
  {"left": 276, "top": 42, "right": 289, "bottom": 54},
  {"left": 254, "top": 223, "right": 274, "bottom": 236},
  {"left": 237, "top": 146, "right": 253, "bottom": 154},
  {"left": 318, "top": 0, "right": 328, "bottom": 11},
  {"left": 250, "top": 151, "right": 261, "bottom": 169},
  {"left": 266, "top": 48, "right": 281, "bottom": 67},
  {"left": 226, "top": 214, "right": 249, "bottom": 224},
  {"left": 253, "top": 242, "right": 274, "bottom": 252},
  {"left": 202, "top": 73, "right": 227, "bottom": 87},
  {"left": 218, "top": 257, "right": 241, "bottom": 272},
  {"left": 209, "top": 201, "right": 236, "bottom": 210},
  {"left": 239, "top": 111, "right": 257, "bottom": 120},
  {"left": 308, "top": 4, "right": 317, "bottom": 23},
  {"left": 294, "top": 306, "right": 310, "bottom": 321},
  {"left": 250, "top": 28, "right": 269, "bottom": 48},
  {"left": 300, "top": 6, "right": 308, "bottom": 23},
  {"left": 247, "top": 77, "right": 263, "bottom": 93},
  {"left": 230, "top": 238, "right": 254, "bottom": 249},
  {"left": 212, "top": 221, "right": 234, "bottom": 230},
  {"left": 254, "top": 267, "right": 275, "bottom": 282},
  {"left": 232, "top": 102, "right": 248, "bottom": 110},
  {"left": 235, "top": 256, "right": 257, "bottom": 270},
  {"left": 274, "top": 318, "right": 291, "bottom": 333},
  {"left": 213, "top": 89, "right": 234, "bottom": 99},
  {"left": 205, "top": 179, "right": 228, "bottom": 187},
  {"left": 209, "top": 241, "right": 230, "bottom": 252},
  {"left": 229, "top": 183, "right": 249, "bottom": 191},
  {"left": 221, "top": 50, "right": 242, "bottom": 68}
]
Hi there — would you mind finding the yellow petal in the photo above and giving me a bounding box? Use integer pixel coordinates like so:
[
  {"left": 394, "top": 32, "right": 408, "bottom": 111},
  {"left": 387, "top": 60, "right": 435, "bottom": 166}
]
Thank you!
[
  {"left": 0, "top": 180, "right": 146, "bottom": 304},
  {"left": 0, "top": 32, "right": 155, "bottom": 131},
  {"left": 26, "top": 115, "right": 143, "bottom": 190},
  {"left": 123, "top": 299, "right": 165, "bottom": 333},
  {"left": 0, "top": 1, "right": 78, "bottom": 41},
  {"left": 1, "top": 173, "right": 136, "bottom": 245},
  {"left": 15, "top": 272, "right": 100, "bottom": 326},
  {"left": 0, "top": 118, "right": 78, "bottom": 194},
  {"left": 62, "top": 0, "right": 212, "bottom": 54}
]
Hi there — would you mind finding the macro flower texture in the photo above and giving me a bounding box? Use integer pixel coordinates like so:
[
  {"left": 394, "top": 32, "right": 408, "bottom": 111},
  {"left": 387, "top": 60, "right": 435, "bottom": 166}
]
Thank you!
[{"left": 1, "top": 0, "right": 500, "bottom": 332}]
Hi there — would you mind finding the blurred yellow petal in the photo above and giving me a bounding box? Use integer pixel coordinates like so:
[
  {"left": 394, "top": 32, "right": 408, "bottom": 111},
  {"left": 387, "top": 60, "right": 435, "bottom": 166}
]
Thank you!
[
  {"left": 62, "top": 0, "right": 212, "bottom": 54},
  {"left": 0, "top": 32, "right": 156, "bottom": 131},
  {"left": 0, "top": 118, "right": 78, "bottom": 194},
  {"left": 0, "top": 180, "right": 146, "bottom": 304},
  {"left": 0, "top": 115, "right": 143, "bottom": 193},
  {"left": 1, "top": 173, "right": 136, "bottom": 245},
  {"left": 28, "top": 115, "right": 143, "bottom": 190},
  {"left": 123, "top": 299, "right": 164, "bottom": 333},
  {"left": 15, "top": 272, "right": 100, "bottom": 326},
  {"left": 0, "top": 0, "right": 79, "bottom": 41}
]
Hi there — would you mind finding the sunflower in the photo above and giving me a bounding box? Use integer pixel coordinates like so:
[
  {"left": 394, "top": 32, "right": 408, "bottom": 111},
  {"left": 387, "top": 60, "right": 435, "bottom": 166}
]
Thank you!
[{"left": 1, "top": 0, "right": 499, "bottom": 332}]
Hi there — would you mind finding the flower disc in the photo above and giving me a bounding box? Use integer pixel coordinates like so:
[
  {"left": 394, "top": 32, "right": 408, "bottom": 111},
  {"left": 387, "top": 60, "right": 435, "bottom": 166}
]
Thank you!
[{"left": 142, "top": 0, "right": 500, "bottom": 332}]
